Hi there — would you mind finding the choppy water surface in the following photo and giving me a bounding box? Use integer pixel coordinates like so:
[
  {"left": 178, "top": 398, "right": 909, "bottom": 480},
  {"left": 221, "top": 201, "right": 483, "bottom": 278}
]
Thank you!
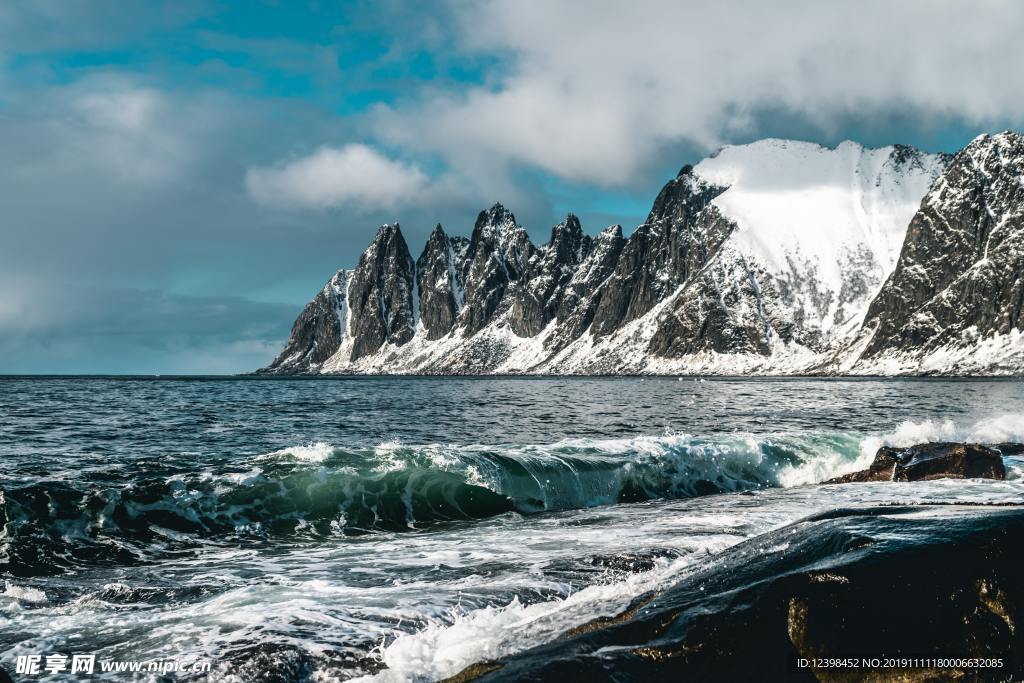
[{"left": 2, "top": 377, "right": 1023, "bottom": 681}]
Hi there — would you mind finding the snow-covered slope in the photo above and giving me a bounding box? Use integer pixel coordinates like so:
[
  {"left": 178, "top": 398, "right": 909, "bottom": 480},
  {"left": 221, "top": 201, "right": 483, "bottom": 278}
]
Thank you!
[
  {"left": 260, "top": 134, "right": 1024, "bottom": 376},
  {"left": 694, "top": 139, "right": 948, "bottom": 339}
]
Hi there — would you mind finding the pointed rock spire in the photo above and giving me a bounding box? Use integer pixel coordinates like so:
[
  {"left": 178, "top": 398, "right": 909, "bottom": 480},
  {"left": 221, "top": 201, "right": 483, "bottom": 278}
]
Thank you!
[
  {"left": 416, "top": 223, "right": 467, "bottom": 340},
  {"left": 347, "top": 223, "right": 417, "bottom": 360},
  {"left": 458, "top": 203, "right": 538, "bottom": 335}
]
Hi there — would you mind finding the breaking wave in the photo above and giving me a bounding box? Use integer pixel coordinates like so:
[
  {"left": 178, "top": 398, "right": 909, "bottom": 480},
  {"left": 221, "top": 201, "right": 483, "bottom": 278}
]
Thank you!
[{"left": 3, "top": 414, "right": 1020, "bottom": 576}]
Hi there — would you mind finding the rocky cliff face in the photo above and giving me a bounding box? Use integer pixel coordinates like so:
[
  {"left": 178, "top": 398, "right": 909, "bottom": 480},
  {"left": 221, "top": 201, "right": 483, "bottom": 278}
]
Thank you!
[
  {"left": 590, "top": 168, "right": 730, "bottom": 337},
  {"left": 260, "top": 133, "right": 1024, "bottom": 376},
  {"left": 457, "top": 204, "right": 537, "bottom": 336},
  {"left": 509, "top": 214, "right": 591, "bottom": 338},
  {"left": 263, "top": 270, "right": 349, "bottom": 374},
  {"left": 346, "top": 224, "right": 416, "bottom": 361},
  {"left": 855, "top": 132, "right": 1024, "bottom": 373},
  {"left": 415, "top": 225, "right": 467, "bottom": 341}
]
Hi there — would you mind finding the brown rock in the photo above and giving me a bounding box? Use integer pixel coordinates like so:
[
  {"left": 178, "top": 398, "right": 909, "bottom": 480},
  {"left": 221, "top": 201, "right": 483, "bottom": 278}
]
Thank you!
[
  {"left": 891, "top": 442, "right": 1005, "bottom": 481},
  {"left": 825, "top": 442, "right": 1007, "bottom": 484}
]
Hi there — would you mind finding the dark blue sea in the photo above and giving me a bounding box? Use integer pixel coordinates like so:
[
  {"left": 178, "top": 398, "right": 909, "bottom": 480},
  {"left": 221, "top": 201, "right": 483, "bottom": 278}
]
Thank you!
[{"left": 2, "top": 377, "right": 1023, "bottom": 681}]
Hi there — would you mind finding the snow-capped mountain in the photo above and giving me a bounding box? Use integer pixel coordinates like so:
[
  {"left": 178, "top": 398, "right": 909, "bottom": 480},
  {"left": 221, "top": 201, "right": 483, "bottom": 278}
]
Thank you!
[
  {"left": 850, "top": 131, "right": 1024, "bottom": 374},
  {"left": 261, "top": 133, "right": 1024, "bottom": 376}
]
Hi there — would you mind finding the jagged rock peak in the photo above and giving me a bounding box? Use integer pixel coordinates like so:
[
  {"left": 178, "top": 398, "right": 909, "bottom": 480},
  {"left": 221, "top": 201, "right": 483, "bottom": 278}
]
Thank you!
[
  {"left": 458, "top": 202, "right": 538, "bottom": 335},
  {"left": 475, "top": 202, "right": 518, "bottom": 233},
  {"left": 545, "top": 213, "right": 588, "bottom": 262},
  {"left": 598, "top": 224, "right": 623, "bottom": 239},
  {"left": 466, "top": 202, "right": 531, "bottom": 261},
  {"left": 961, "top": 130, "right": 1024, "bottom": 165},
  {"left": 347, "top": 222, "right": 416, "bottom": 360},
  {"left": 646, "top": 166, "right": 728, "bottom": 225},
  {"left": 416, "top": 223, "right": 465, "bottom": 341},
  {"left": 372, "top": 222, "right": 403, "bottom": 240}
]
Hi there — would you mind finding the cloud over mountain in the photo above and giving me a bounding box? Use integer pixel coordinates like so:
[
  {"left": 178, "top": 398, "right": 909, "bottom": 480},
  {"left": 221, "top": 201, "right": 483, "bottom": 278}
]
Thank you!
[
  {"left": 373, "top": 0, "right": 1024, "bottom": 185},
  {"left": 246, "top": 144, "right": 429, "bottom": 210}
]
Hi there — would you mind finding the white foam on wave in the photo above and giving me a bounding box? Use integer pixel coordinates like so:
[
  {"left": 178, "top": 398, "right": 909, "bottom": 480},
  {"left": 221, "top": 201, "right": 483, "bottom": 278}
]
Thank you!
[
  {"left": 260, "top": 442, "right": 337, "bottom": 463},
  {"left": 2, "top": 581, "right": 48, "bottom": 604},
  {"left": 358, "top": 546, "right": 731, "bottom": 683},
  {"left": 249, "top": 415, "right": 1024, "bottom": 522},
  {"left": 860, "top": 414, "right": 1024, "bottom": 459}
]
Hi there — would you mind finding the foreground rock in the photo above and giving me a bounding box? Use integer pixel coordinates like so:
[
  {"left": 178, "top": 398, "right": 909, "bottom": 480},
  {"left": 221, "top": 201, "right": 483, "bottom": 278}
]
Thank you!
[
  {"left": 457, "top": 505, "right": 1024, "bottom": 682},
  {"left": 825, "top": 442, "right": 1007, "bottom": 484}
]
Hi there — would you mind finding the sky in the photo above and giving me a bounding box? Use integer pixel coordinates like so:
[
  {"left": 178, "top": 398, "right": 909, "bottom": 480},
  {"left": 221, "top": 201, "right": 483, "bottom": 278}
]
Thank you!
[{"left": 2, "top": 0, "right": 1023, "bottom": 374}]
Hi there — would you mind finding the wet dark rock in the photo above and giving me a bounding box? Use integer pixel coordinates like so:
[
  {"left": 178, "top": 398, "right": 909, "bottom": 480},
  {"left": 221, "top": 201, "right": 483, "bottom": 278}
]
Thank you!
[
  {"left": 464, "top": 505, "right": 1024, "bottom": 682},
  {"left": 891, "top": 442, "right": 1006, "bottom": 481},
  {"left": 993, "top": 442, "right": 1024, "bottom": 456},
  {"left": 826, "top": 442, "right": 1007, "bottom": 484}
]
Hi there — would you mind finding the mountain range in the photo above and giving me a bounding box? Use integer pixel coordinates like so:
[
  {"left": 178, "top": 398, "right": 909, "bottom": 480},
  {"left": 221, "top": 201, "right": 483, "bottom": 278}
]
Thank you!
[{"left": 260, "top": 131, "right": 1024, "bottom": 375}]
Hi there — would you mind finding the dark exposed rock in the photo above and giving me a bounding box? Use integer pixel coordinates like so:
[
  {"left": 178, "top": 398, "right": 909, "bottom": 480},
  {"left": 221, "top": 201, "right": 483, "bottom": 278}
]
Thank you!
[
  {"left": 825, "top": 442, "right": 1007, "bottom": 484},
  {"left": 416, "top": 224, "right": 466, "bottom": 340},
  {"left": 347, "top": 224, "right": 417, "bottom": 361},
  {"left": 260, "top": 270, "right": 349, "bottom": 374},
  {"left": 862, "top": 131, "right": 1024, "bottom": 358},
  {"left": 994, "top": 442, "right": 1024, "bottom": 456},
  {"left": 457, "top": 204, "right": 538, "bottom": 336},
  {"left": 508, "top": 214, "right": 592, "bottom": 338},
  {"left": 590, "top": 170, "right": 731, "bottom": 337},
  {"left": 465, "top": 506, "right": 1024, "bottom": 682},
  {"left": 891, "top": 442, "right": 1006, "bottom": 481},
  {"left": 547, "top": 225, "right": 626, "bottom": 350}
]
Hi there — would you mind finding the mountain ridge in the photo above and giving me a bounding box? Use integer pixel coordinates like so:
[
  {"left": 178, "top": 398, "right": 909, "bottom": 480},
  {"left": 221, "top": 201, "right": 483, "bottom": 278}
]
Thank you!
[{"left": 261, "top": 133, "right": 1024, "bottom": 376}]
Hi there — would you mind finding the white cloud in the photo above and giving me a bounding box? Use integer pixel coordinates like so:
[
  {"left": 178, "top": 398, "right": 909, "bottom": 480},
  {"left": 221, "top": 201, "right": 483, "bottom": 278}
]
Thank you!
[
  {"left": 245, "top": 144, "right": 429, "bottom": 210},
  {"left": 74, "top": 87, "right": 162, "bottom": 133},
  {"left": 6, "top": 76, "right": 223, "bottom": 186},
  {"left": 373, "top": 0, "right": 1024, "bottom": 186}
]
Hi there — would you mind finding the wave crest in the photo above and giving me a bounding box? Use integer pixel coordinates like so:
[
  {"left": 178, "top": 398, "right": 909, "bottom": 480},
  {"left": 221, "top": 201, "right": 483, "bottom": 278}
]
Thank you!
[{"left": 4, "top": 417, "right": 1018, "bottom": 576}]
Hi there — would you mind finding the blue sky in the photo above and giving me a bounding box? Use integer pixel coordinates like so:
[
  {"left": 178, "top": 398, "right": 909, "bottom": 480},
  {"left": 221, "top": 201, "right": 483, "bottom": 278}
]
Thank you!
[{"left": 1, "top": 0, "right": 1023, "bottom": 373}]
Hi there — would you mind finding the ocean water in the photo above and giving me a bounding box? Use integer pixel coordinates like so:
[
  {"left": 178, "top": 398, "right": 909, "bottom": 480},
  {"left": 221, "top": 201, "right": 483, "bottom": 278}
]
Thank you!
[{"left": 2, "top": 376, "right": 1024, "bottom": 681}]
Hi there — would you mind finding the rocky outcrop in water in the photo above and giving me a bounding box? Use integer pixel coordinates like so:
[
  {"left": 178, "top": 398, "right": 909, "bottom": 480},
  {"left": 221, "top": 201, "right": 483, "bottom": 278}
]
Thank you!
[
  {"left": 460, "top": 505, "right": 1024, "bottom": 682},
  {"left": 825, "top": 442, "right": 1008, "bottom": 484},
  {"left": 261, "top": 134, "right": 1024, "bottom": 376}
]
